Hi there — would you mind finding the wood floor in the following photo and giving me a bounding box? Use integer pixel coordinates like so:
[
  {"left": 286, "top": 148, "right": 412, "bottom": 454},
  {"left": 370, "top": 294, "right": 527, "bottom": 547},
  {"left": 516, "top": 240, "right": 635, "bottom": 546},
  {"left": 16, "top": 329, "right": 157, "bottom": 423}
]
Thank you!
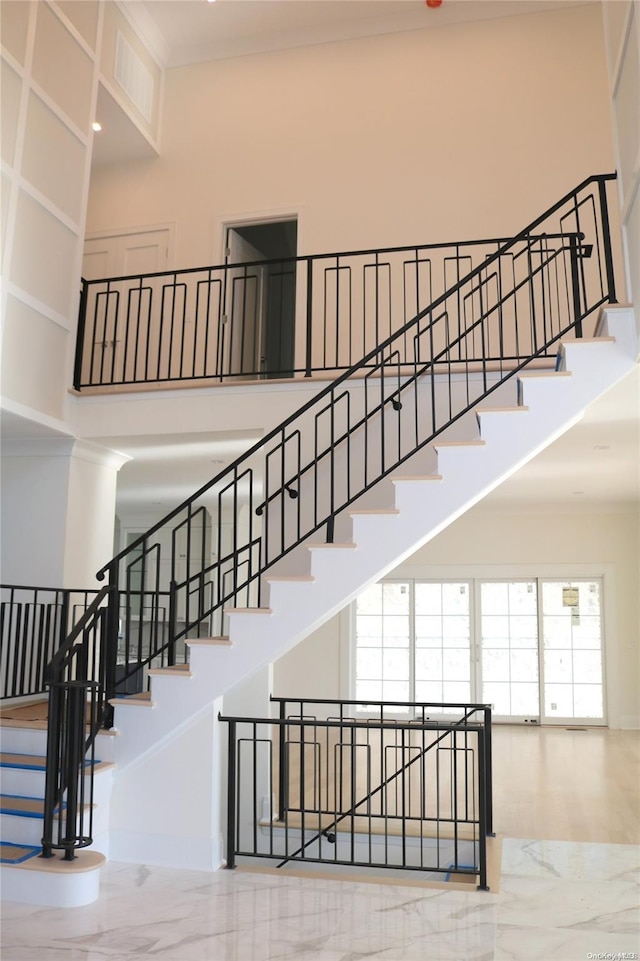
[{"left": 491, "top": 725, "right": 639, "bottom": 845}]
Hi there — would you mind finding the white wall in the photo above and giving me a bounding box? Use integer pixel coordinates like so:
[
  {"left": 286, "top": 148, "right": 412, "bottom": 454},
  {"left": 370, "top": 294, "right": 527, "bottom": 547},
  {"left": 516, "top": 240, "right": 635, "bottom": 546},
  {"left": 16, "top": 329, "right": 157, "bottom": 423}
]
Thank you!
[
  {"left": 1, "top": 0, "right": 100, "bottom": 423},
  {"left": 87, "top": 4, "right": 616, "bottom": 268},
  {"left": 602, "top": 0, "right": 640, "bottom": 341},
  {"left": 274, "top": 507, "right": 640, "bottom": 729}
]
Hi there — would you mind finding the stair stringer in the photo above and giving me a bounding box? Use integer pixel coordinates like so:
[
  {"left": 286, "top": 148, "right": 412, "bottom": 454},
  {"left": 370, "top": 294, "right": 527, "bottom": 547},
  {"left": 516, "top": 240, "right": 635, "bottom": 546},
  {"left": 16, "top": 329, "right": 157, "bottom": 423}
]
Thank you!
[{"left": 106, "top": 306, "right": 637, "bottom": 870}]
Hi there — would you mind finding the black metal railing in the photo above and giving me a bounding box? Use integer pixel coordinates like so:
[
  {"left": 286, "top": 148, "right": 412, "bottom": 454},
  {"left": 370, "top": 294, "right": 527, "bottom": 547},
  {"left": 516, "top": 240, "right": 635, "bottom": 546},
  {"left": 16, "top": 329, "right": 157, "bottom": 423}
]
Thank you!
[
  {"left": 271, "top": 696, "right": 493, "bottom": 836},
  {"left": 0, "top": 585, "right": 101, "bottom": 700},
  {"left": 41, "top": 585, "right": 112, "bottom": 860},
  {"left": 91, "top": 174, "right": 619, "bottom": 705},
  {"left": 0, "top": 584, "right": 185, "bottom": 701},
  {"left": 76, "top": 235, "right": 548, "bottom": 391},
  {"left": 220, "top": 697, "right": 493, "bottom": 887}
]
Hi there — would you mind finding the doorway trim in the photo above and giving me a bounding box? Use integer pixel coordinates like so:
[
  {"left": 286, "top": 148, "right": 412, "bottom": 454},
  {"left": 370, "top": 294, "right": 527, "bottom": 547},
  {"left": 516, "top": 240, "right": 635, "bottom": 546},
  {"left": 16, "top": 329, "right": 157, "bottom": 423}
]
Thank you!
[{"left": 212, "top": 206, "right": 306, "bottom": 266}]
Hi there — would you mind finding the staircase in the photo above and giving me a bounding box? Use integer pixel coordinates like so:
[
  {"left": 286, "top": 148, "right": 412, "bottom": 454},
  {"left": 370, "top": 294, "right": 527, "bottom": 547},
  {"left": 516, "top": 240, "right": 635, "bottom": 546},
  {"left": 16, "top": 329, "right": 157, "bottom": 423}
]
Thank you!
[
  {"left": 100, "top": 306, "right": 637, "bottom": 876},
  {"left": 0, "top": 174, "right": 637, "bottom": 906}
]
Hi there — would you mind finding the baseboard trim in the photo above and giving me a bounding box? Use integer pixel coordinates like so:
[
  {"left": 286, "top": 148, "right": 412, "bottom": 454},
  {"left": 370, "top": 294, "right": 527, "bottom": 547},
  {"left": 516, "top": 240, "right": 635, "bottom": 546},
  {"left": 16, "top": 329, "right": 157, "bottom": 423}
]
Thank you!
[{"left": 108, "top": 831, "right": 225, "bottom": 872}]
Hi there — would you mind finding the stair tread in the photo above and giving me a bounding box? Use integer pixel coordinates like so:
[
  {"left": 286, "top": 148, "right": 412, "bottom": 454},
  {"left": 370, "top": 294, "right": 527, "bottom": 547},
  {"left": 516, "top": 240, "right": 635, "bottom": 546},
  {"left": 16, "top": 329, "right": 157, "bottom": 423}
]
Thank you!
[
  {"left": 224, "top": 607, "right": 273, "bottom": 615},
  {"left": 518, "top": 370, "right": 572, "bottom": 378},
  {"left": 2, "top": 848, "right": 106, "bottom": 874},
  {"left": 186, "top": 636, "right": 231, "bottom": 647},
  {"left": 0, "top": 753, "right": 113, "bottom": 774},
  {"left": 0, "top": 793, "right": 91, "bottom": 816},
  {"left": 434, "top": 439, "right": 485, "bottom": 447},
  {"left": 0, "top": 841, "right": 41, "bottom": 865},
  {"left": 265, "top": 575, "right": 315, "bottom": 582},
  {"left": 476, "top": 406, "right": 529, "bottom": 413},
  {"left": 349, "top": 508, "right": 400, "bottom": 516},
  {"left": 391, "top": 474, "right": 443, "bottom": 482},
  {"left": 108, "top": 693, "right": 154, "bottom": 708},
  {"left": 147, "top": 666, "right": 194, "bottom": 678},
  {"left": 561, "top": 336, "right": 615, "bottom": 344},
  {"left": 308, "top": 543, "right": 356, "bottom": 550}
]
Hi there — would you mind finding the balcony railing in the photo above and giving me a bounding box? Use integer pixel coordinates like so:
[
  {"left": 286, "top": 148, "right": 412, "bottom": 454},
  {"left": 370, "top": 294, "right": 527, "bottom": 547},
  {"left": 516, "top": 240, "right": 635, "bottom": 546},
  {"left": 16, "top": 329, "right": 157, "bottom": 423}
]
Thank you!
[{"left": 75, "top": 234, "right": 562, "bottom": 391}]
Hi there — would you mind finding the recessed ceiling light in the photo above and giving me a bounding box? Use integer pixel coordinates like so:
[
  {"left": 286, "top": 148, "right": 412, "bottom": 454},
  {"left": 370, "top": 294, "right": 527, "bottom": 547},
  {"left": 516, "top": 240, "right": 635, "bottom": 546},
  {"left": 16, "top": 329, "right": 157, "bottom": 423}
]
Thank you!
[
  {"left": 593, "top": 444, "right": 610, "bottom": 451},
  {"left": 572, "top": 490, "right": 585, "bottom": 495},
  {"left": 92, "top": 122, "right": 102, "bottom": 132}
]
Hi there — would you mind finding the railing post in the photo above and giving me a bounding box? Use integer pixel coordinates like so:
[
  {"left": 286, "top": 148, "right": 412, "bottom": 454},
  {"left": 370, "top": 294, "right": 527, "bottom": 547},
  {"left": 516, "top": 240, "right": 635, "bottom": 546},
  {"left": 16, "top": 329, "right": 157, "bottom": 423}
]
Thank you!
[
  {"left": 73, "top": 279, "right": 89, "bottom": 391},
  {"left": 305, "top": 258, "right": 313, "bottom": 378},
  {"left": 569, "top": 234, "right": 584, "bottom": 338},
  {"left": 597, "top": 177, "right": 617, "bottom": 305},
  {"left": 61, "top": 682, "right": 85, "bottom": 860},
  {"left": 477, "top": 727, "right": 489, "bottom": 891},
  {"left": 226, "top": 719, "right": 237, "bottom": 869},
  {"left": 484, "top": 705, "right": 493, "bottom": 836},
  {"left": 40, "top": 681, "right": 62, "bottom": 858},
  {"left": 168, "top": 580, "right": 178, "bottom": 666},
  {"left": 104, "top": 567, "right": 120, "bottom": 727},
  {"left": 277, "top": 700, "right": 288, "bottom": 820}
]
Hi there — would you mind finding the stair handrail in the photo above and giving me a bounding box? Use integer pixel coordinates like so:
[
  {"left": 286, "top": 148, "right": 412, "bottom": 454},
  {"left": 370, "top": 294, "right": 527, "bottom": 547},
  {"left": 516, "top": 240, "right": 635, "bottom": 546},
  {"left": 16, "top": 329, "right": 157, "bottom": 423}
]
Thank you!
[
  {"left": 94, "top": 173, "right": 619, "bottom": 704},
  {"left": 41, "top": 584, "right": 112, "bottom": 859}
]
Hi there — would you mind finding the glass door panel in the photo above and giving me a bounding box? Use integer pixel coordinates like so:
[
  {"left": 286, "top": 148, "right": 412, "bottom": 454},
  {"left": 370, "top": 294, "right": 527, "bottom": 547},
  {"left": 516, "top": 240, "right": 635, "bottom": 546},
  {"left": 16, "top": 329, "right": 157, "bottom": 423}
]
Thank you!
[
  {"left": 354, "top": 581, "right": 411, "bottom": 706},
  {"left": 541, "top": 580, "right": 605, "bottom": 723},
  {"left": 480, "top": 581, "right": 539, "bottom": 719},
  {"left": 414, "top": 581, "right": 471, "bottom": 711}
]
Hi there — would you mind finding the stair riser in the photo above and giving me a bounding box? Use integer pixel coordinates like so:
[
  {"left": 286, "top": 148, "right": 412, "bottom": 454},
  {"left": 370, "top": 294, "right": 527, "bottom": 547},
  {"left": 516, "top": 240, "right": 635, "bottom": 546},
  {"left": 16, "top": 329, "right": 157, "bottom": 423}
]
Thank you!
[
  {"left": 0, "top": 727, "right": 117, "bottom": 763},
  {"left": 1, "top": 801, "right": 110, "bottom": 846},
  {"left": 0, "top": 766, "right": 113, "bottom": 801}
]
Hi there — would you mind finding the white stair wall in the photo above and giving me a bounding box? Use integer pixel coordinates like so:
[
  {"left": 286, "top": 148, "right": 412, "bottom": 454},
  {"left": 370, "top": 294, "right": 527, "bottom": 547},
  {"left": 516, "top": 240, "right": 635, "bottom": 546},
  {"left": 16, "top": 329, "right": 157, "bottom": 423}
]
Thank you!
[
  {"left": 0, "top": 725, "right": 114, "bottom": 906},
  {"left": 106, "top": 307, "right": 637, "bottom": 868}
]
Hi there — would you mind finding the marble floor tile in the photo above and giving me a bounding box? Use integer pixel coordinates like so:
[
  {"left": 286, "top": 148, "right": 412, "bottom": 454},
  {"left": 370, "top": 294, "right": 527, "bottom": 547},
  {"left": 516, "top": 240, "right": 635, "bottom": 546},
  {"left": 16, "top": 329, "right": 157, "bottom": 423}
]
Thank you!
[{"left": 1, "top": 840, "right": 639, "bottom": 961}]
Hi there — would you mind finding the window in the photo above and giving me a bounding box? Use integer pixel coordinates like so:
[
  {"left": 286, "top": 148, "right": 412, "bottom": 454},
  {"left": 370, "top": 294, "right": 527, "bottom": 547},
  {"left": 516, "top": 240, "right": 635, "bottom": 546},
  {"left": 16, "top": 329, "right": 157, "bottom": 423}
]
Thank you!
[{"left": 352, "top": 577, "right": 605, "bottom": 724}]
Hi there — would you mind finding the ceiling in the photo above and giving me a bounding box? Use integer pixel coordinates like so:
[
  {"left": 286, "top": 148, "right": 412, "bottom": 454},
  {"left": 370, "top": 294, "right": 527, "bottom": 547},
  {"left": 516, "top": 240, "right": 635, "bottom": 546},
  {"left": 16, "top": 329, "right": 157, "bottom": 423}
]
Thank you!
[{"left": 128, "top": 0, "right": 592, "bottom": 68}]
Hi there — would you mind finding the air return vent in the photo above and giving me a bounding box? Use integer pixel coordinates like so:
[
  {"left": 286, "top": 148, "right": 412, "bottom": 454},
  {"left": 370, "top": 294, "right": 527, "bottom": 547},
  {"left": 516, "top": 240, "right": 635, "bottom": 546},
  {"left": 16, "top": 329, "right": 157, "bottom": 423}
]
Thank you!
[{"left": 114, "top": 30, "right": 154, "bottom": 123}]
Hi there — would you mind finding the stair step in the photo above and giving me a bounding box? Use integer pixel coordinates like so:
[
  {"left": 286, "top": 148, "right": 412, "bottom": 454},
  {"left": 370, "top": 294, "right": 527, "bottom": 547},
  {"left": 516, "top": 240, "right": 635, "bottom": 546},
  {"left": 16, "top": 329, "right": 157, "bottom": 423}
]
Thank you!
[
  {"left": 390, "top": 474, "right": 443, "bottom": 483},
  {"left": 475, "top": 406, "right": 529, "bottom": 414},
  {"left": 0, "top": 753, "right": 113, "bottom": 774},
  {"left": 348, "top": 509, "right": 400, "bottom": 516},
  {"left": 186, "top": 636, "right": 232, "bottom": 647},
  {"left": 224, "top": 607, "right": 272, "bottom": 615},
  {"left": 0, "top": 793, "right": 92, "bottom": 818},
  {"left": 561, "top": 336, "right": 616, "bottom": 345},
  {"left": 147, "top": 666, "right": 193, "bottom": 678},
  {"left": 308, "top": 543, "right": 357, "bottom": 550},
  {"left": 518, "top": 370, "right": 572, "bottom": 379},
  {"left": 433, "top": 439, "right": 485, "bottom": 448},
  {"left": 108, "top": 693, "right": 154, "bottom": 708},
  {"left": 0, "top": 841, "right": 41, "bottom": 864},
  {"left": 264, "top": 575, "right": 315, "bottom": 583}
]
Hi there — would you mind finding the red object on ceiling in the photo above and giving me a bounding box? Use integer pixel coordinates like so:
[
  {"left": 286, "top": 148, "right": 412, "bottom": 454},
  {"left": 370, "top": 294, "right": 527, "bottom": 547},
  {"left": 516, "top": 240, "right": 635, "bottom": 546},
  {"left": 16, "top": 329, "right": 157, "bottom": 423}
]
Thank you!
[{"left": 426, "top": 0, "right": 443, "bottom": 7}]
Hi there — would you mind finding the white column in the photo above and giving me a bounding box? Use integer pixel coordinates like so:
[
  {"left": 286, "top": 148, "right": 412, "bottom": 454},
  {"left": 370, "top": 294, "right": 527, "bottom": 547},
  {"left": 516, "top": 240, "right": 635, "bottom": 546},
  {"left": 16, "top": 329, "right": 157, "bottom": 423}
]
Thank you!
[{"left": 0, "top": 436, "right": 129, "bottom": 588}]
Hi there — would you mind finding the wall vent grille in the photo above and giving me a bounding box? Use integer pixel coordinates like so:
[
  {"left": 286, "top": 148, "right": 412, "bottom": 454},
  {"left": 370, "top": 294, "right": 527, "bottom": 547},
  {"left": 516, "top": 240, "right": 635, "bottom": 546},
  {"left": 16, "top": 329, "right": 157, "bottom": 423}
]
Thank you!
[{"left": 114, "top": 30, "right": 153, "bottom": 124}]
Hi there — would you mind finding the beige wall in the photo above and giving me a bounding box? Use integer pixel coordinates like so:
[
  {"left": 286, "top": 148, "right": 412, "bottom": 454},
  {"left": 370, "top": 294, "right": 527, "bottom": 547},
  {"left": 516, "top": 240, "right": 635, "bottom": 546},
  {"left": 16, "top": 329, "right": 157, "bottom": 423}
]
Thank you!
[
  {"left": 274, "top": 507, "right": 640, "bottom": 729},
  {"left": 602, "top": 0, "right": 640, "bottom": 338},
  {"left": 87, "top": 4, "right": 616, "bottom": 270}
]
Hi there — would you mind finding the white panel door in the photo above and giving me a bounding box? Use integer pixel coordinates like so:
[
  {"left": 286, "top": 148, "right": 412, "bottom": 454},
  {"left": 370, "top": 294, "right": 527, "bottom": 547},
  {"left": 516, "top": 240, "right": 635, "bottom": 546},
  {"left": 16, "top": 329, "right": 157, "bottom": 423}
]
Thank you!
[{"left": 82, "top": 228, "right": 171, "bottom": 382}]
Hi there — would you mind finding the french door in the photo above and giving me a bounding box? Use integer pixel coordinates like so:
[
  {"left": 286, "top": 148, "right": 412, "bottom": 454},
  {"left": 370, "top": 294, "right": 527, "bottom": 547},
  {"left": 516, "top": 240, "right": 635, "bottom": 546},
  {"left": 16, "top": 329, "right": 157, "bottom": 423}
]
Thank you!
[{"left": 353, "top": 577, "right": 606, "bottom": 724}]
